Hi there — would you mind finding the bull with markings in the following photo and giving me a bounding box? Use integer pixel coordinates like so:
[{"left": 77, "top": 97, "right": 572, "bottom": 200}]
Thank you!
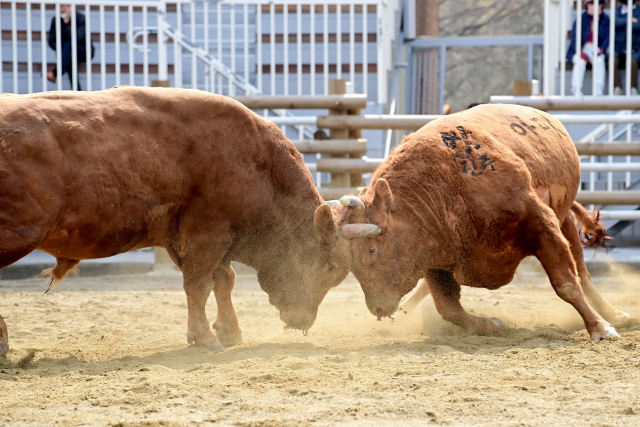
[
  {"left": 0, "top": 87, "right": 350, "bottom": 355},
  {"left": 337, "top": 104, "right": 629, "bottom": 341}
]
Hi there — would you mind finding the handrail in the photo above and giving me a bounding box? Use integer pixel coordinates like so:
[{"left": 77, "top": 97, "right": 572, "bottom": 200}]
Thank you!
[{"left": 491, "top": 96, "right": 640, "bottom": 111}]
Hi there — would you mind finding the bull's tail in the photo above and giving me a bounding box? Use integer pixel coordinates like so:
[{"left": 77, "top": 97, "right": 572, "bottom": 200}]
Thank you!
[
  {"left": 570, "top": 201, "right": 608, "bottom": 248},
  {"left": 37, "top": 258, "right": 80, "bottom": 294}
]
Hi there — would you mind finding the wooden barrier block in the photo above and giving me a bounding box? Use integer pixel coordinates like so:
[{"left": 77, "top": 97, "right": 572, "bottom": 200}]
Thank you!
[{"left": 151, "top": 80, "right": 171, "bottom": 88}]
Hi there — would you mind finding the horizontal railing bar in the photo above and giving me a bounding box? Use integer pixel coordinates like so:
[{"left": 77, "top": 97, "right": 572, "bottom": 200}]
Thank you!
[
  {"left": 580, "top": 163, "right": 640, "bottom": 172},
  {"left": 317, "top": 158, "right": 383, "bottom": 173},
  {"left": 599, "top": 211, "right": 640, "bottom": 221},
  {"left": 575, "top": 191, "right": 640, "bottom": 205},
  {"left": 552, "top": 115, "right": 640, "bottom": 124},
  {"left": 491, "top": 95, "right": 640, "bottom": 111},
  {"left": 266, "top": 116, "right": 317, "bottom": 126},
  {"left": 317, "top": 114, "right": 440, "bottom": 130},
  {"left": 233, "top": 95, "right": 367, "bottom": 110},
  {"left": 318, "top": 187, "right": 366, "bottom": 199},
  {"left": 317, "top": 115, "right": 640, "bottom": 130},
  {"left": 574, "top": 142, "right": 640, "bottom": 156},
  {"left": 292, "top": 139, "right": 367, "bottom": 154}
]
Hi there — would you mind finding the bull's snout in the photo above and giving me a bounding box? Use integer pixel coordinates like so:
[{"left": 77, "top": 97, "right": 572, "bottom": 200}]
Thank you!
[
  {"left": 279, "top": 309, "right": 317, "bottom": 332},
  {"left": 366, "top": 299, "right": 399, "bottom": 320}
]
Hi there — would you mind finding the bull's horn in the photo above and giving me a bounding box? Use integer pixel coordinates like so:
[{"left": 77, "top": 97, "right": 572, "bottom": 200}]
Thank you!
[
  {"left": 340, "top": 196, "right": 365, "bottom": 213},
  {"left": 340, "top": 224, "right": 382, "bottom": 239},
  {"left": 324, "top": 200, "right": 340, "bottom": 210}
]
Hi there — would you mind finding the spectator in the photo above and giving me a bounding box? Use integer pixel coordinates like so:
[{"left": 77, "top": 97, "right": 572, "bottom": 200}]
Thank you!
[
  {"left": 47, "top": 4, "right": 95, "bottom": 90},
  {"left": 613, "top": 0, "right": 640, "bottom": 95},
  {"left": 442, "top": 104, "right": 454, "bottom": 115},
  {"left": 566, "top": 0, "right": 610, "bottom": 96}
]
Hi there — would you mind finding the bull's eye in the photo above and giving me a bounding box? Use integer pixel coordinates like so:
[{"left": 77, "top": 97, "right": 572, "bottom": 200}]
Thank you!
[
  {"left": 369, "top": 247, "right": 375, "bottom": 254},
  {"left": 328, "top": 264, "right": 334, "bottom": 271}
]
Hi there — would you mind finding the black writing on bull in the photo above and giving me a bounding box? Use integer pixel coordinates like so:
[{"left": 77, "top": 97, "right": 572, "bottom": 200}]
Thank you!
[{"left": 440, "top": 126, "right": 495, "bottom": 176}]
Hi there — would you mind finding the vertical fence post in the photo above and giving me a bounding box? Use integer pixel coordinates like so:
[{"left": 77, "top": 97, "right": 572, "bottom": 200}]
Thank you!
[
  {"left": 328, "top": 79, "right": 351, "bottom": 189},
  {"left": 153, "top": 0, "right": 169, "bottom": 87}
]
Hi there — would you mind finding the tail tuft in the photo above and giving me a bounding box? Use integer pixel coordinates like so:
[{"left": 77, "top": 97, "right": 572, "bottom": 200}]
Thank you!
[
  {"left": 36, "top": 259, "right": 79, "bottom": 294},
  {"left": 570, "top": 201, "right": 609, "bottom": 248}
]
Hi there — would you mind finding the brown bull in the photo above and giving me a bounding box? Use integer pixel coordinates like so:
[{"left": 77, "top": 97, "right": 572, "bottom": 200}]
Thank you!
[
  {"left": 0, "top": 87, "right": 350, "bottom": 355},
  {"left": 338, "top": 103, "right": 629, "bottom": 341}
]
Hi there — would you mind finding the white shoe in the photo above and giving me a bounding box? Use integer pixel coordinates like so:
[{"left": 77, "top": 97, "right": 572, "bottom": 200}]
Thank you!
[
  {"left": 614, "top": 87, "right": 624, "bottom": 96},
  {"left": 572, "top": 89, "right": 584, "bottom": 97},
  {"left": 596, "top": 89, "right": 604, "bottom": 96},
  {"left": 632, "top": 87, "right": 639, "bottom": 96}
]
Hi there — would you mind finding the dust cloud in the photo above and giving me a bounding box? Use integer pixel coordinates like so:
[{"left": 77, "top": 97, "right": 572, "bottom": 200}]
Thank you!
[{"left": 0, "top": 263, "right": 639, "bottom": 426}]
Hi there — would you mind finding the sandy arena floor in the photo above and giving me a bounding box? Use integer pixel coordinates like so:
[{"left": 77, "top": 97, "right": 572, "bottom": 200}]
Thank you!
[{"left": 1, "top": 262, "right": 639, "bottom": 427}]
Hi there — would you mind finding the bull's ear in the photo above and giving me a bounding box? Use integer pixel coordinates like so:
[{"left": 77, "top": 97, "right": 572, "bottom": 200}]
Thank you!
[
  {"left": 372, "top": 178, "right": 394, "bottom": 226},
  {"left": 314, "top": 203, "right": 338, "bottom": 246}
]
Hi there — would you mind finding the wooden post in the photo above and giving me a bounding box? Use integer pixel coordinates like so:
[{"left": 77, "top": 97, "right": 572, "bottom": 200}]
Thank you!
[
  {"left": 513, "top": 80, "right": 533, "bottom": 96},
  {"left": 151, "top": 80, "right": 171, "bottom": 88},
  {"left": 327, "top": 79, "right": 351, "bottom": 189}
]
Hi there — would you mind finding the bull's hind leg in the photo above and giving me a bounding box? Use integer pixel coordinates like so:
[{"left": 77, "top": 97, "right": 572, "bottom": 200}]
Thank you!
[
  {"left": 426, "top": 269, "right": 504, "bottom": 335},
  {"left": 526, "top": 202, "right": 618, "bottom": 341},
  {"left": 560, "top": 216, "right": 630, "bottom": 325},
  {"left": 0, "top": 314, "right": 8, "bottom": 356},
  {"left": 211, "top": 263, "right": 243, "bottom": 347},
  {"left": 400, "top": 278, "right": 431, "bottom": 314}
]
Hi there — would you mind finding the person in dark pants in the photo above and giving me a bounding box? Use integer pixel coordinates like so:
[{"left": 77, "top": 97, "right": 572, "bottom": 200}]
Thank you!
[
  {"left": 613, "top": 0, "right": 640, "bottom": 95},
  {"left": 47, "top": 4, "right": 95, "bottom": 90}
]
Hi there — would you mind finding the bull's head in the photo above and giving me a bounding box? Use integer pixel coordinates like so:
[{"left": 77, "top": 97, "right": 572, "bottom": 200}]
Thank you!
[
  {"left": 339, "top": 178, "right": 423, "bottom": 319},
  {"left": 257, "top": 202, "right": 351, "bottom": 332}
]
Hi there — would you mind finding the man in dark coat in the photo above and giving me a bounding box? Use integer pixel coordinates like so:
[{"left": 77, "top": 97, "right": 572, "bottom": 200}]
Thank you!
[
  {"left": 47, "top": 4, "right": 95, "bottom": 90},
  {"left": 613, "top": 0, "right": 640, "bottom": 95},
  {"left": 566, "top": 0, "right": 610, "bottom": 96}
]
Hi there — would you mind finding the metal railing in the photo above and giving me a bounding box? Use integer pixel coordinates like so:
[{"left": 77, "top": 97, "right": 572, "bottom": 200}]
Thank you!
[
  {"left": 1, "top": 0, "right": 397, "bottom": 102},
  {"left": 544, "top": 0, "right": 640, "bottom": 96}
]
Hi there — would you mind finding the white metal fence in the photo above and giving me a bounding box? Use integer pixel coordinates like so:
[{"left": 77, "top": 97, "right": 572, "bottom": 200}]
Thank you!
[{"left": 0, "top": 0, "right": 397, "bottom": 102}]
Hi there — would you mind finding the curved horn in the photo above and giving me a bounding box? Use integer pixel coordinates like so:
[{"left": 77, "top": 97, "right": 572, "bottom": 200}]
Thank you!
[
  {"left": 324, "top": 200, "right": 340, "bottom": 210},
  {"left": 340, "top": 224, "right": 382, "bottom": 239},
  {"left": 340, "top": 196, "right": 365, "bottom": 213}
]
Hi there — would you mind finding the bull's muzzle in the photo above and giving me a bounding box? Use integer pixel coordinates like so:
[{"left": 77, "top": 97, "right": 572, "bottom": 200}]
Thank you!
[{"left": 279, "top": 309, "right": 317, "bottom": 332}]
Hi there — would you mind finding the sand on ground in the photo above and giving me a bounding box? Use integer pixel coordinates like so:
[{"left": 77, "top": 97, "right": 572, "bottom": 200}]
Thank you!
[{"left": 1, "top": 260, "right": 639, "bottom": 427}]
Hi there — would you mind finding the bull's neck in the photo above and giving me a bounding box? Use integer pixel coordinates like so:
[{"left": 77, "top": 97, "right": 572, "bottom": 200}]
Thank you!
[
  {"left": 236, "top": 191, "right": 322, "bottom": 273},
  {"left": 232, "top": 132, "right": 324, "bottom": 271}
]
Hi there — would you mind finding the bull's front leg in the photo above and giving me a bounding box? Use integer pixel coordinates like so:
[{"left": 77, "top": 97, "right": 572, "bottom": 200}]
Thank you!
[
  {"left": 212, "top": 263, "right": 243, "bottom": 347},
  {"left": 426, "top": 269, "right": 505, "bottom": 335},
  {"left": 526, "top": 204, "right": 618, "bottom": 341},
  {"left": 0, "top": 314, "right": 8, "bottom": 356},
  {"left": 183, "top": 271, "right": 223, "bottom": 351},
  {"left": 178, "top": 243, "right": 227, "bottom": 352}
]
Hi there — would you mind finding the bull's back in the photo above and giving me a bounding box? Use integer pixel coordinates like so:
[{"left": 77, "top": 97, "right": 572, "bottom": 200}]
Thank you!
[
  {"left": 0, "top": 87, "right": 286, "bottom": 260},
  {"left": 422, "top": 104, "right": 580, "bottom": 217}
]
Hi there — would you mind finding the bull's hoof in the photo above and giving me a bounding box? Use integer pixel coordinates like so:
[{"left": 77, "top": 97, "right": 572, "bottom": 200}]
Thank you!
[
  {"left": 0, "top": 342, "right": 7, "bottom": 357},
  {"left": 201, "top": 340, "right": 225, "bottom": 352},
  {"left": 186, "top": 331, "right": 225, "bottom": 352},
  {"left": 212, "top": 322, "right": 243, "bottom": 348},
  {"left": 604, "top": 309, "right": 631, "bottom": 326},
  {"left": 590, "top": 323, "right": 620, "bottom": 342},
  {"left": 490, "top": 317, "right": 507, "bottom": 328}
]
